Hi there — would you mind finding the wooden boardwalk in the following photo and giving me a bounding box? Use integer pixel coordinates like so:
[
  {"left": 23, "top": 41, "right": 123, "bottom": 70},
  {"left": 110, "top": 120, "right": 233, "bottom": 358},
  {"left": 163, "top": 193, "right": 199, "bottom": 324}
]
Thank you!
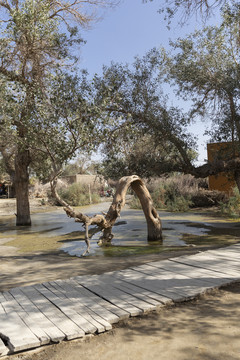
[{"left": 1, "top": 244, "right": 240, "bottom": 356}]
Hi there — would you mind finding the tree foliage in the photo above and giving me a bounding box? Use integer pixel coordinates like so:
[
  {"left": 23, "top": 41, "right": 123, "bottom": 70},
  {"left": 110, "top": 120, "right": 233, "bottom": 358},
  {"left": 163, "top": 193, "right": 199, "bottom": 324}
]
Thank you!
[
  {"left": 97, "top": 5, "right": 240, "bottom": 190},
  {"left": 164, "top": 4, "right": 240, "bottom": 179},
  {"left": 0, "top": 0, "right": 118, "bottom": 224},
  {"left": 143, "top": 0, "right": 226, "bottom": 24},
  {"left": 93, "top": 48, "right": 197, "bottom": 179}
]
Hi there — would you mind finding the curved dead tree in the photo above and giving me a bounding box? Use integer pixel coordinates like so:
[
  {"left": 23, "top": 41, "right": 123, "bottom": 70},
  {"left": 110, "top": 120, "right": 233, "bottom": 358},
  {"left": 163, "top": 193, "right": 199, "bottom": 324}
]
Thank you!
[{"left": 51, "top": 175, "right": 162, "bottom": 256}]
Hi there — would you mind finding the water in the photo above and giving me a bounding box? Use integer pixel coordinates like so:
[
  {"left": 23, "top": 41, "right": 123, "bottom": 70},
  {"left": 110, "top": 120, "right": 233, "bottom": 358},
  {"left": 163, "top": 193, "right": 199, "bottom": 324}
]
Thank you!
[{"left": 1, "top": 202, "right": 240, "bottom": 257}]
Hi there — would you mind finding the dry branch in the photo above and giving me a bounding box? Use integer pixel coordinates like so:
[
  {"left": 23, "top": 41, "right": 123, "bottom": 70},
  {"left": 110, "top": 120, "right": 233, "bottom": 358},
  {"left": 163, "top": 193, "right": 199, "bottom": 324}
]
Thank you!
[{"left": 52, "top": 175, "right": 162, "bottom": 256}]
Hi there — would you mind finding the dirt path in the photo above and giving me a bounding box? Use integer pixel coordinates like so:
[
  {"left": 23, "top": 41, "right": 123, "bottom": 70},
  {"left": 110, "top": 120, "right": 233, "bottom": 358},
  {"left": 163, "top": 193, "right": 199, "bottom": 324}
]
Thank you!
[
  {"left": 0, "top": 198, "right": 56, "bottom": 216},
  {"left": 8, "top": 282, "right": 240, "bottom": 360}
]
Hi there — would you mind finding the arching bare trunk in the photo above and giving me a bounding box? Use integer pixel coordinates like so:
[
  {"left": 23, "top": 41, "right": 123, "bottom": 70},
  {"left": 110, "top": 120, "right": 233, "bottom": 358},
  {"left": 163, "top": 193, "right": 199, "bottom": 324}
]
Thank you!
[
  {"left": 100, "top": 175, "right": 162, "bottom": 244},
  {"left": 58, "top": 175, "right": 162, "bottom": 255},
  {"left": 131, "top": 178, "right": 162, "bottom": 241}
]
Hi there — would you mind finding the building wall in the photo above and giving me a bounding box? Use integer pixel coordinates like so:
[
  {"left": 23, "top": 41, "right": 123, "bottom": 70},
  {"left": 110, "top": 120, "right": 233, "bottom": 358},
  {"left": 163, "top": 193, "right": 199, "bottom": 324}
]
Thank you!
[
  {"left": 61, "top": 174, "right": 103, "bottom": 187},
  {"left": 207, "top": 142, "right": 236, "bottom": 193}
]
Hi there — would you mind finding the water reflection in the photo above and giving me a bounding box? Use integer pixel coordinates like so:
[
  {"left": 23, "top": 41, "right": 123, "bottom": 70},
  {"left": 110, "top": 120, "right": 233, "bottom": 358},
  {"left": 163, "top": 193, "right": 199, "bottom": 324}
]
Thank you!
[
  {"left": 1, "top": 203, "right": 240, "bottom": 257},
  {"left": 61, "top": 208, "right": 240, "bottom": 257}
]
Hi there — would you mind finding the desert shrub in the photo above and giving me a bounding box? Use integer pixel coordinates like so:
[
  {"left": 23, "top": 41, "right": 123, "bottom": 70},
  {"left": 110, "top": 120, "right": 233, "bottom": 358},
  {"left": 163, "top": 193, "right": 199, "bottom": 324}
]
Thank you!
[
  {"left": 151, "top": 187, "right": 166, "bottom": 209},
  {"left": 91, "top": 192, "right": 101, "bottom": 204},
  {"left": 166, "top": 193, "right": 192, "bottom": 212},
  {"left": 165, "top": 194, "right": 192, "bottom": 212},
  {"left": 150, "top": 175, "right": 195, "bottom": 211},
  {"left": 129, "top": 196, "right": 141, "bottom": 209},
  {"left": 191, "top": 190, "right": 228, "bottom": 207},
  {"left": 129, "top": 174, "right": 227, "bottom": 212},
  {"left": 129, "top": 176, "right": 193, "bottom": 212},
  {"left": 220, "top": 187, "right": 240, "bottom": 218},
  {"left": 59, "top": 183, "right": 100, "bottom": 206}
]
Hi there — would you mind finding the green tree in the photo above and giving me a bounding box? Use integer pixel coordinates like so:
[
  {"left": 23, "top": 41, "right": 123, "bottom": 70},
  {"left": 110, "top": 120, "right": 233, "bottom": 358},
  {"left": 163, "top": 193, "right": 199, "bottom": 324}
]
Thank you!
[
  {"left": 29, "top": 71, "right": 103, "bottom": 187},
  {"left": 94, "top": 5, "right": 240, "bottom": 189},
  {"left": 93, "top": 49, "right": 197, "bottom": 179},
  {"left": 0, "top": 0, "right": 117, "bottom": 225},
  {"left": 143, "top": 0, "right": 227, "bottom": 24},
  {"left": 164, "top": 3, "right": 240, "bottom": 186}
]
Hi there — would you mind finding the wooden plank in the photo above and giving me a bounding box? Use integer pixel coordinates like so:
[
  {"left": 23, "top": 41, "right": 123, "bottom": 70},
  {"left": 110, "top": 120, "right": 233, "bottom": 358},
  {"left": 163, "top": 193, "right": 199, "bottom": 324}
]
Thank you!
[
  {"left": 207, "top": 249, "right": 240, "bottom": 260},
  {"left": 80, "top": 274, "right": 158, "bottom": 313},
  {"left": 87, "top": 273, "right": 158, "bottom": 313},
  {"left": 172, "top": 255, "right": 240, "bottom": 279},
  {"left": 0, "top": 301, "right": 9, "bottom": 356},
  {"left": 75, "top": 270, "right": 169, "bottom": 307},
  {"left": 194, "top": 252, "right": 240, "bottom": 266},
  {"left": 9, "top": 288, "right": 65, "bottom": 343},
  {"left": 0, "top": 245, "right": 239, "bottom": 356},
  {"left": 33, "top": 284, "right": 86, "bottom": 339},
  {"left": 43, "top": 281, "right": 111, "bottom": 332},
  {"left": 147, "top": 260, "right": 235, "bottom": 286},
  {"left": 205, "top": 251, "right": 240, "bottom": 268},
  {"left": 20, "top": 285, "right": 80, "bottom": 341},
  {"left": 0, "top": 311, "right": 40, "bottom": 353},
  {"left": 0, "top": 337, "right": 9, "bottom": 357},
  {"left": 73, "top": 276, "right": 130, "bottom": 320},
  {"left": 107, "top": 272, "right": 164, "bottom": 307},
  {"left": 59, "top": 279, "right": 119, "bottom": 324},
  {"left": 0, "top": 301, "right": 5, "bottom": 315},
  {"left": 130, "top": 265, "right": 214, "bottom": 298},
  {"left": 35, "top": 283, "right": 96, "bottom": 334},
  {"left": 2, "top": 291, "right": 50, "bottom": 346},
  {"left": 111, "top": 268, "right": 184, "bottom": 302},
  {"left": 0, "top": 292, "right": 41, "bottom": 353},
  {"left": 77, "top": 277, "right": 143, "bottom": 317},
  {"left": 187, "top": 251, "right": 240, "bottom": 265},
  {"left": 80, "top": 274, "right": 155, "bottom": 313},
  {"left": 118, "top": 267, "right": 189, "bottom": 300}
]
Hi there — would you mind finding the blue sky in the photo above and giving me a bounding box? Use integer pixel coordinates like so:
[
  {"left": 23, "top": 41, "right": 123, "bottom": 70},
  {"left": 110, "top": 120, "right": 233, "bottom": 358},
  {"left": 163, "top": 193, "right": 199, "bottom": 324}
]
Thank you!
[
  {"left": 80, "top": 0, "right": 211, "bottom": 76},
  {"left": 79, "top": 0, "right": 221, "bottom": 164}
]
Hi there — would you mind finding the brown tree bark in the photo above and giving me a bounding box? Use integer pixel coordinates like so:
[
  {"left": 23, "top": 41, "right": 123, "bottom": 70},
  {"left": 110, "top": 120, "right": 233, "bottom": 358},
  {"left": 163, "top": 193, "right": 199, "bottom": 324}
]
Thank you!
[
  {"left": 15, "top": 146, "right": 31, "bottom": 226},
  {"left": 234, "top": 170, "right": 240, "bottom": 192},
  {"left": 56, "top": 175, "right": 162, "bottom": 255}
]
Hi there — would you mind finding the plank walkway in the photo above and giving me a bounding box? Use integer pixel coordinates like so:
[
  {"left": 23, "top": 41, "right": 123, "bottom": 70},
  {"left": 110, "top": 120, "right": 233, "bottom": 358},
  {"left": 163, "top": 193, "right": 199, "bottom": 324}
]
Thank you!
[{"left": 1, "top": 243, "right": 240, "bottom": 356}]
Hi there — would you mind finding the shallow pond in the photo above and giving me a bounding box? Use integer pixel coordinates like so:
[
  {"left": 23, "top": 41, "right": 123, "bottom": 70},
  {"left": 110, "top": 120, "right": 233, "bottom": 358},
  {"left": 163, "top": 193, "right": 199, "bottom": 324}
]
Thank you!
[{"left": 1, "top": 202, "right": 240, "bottom": 257}]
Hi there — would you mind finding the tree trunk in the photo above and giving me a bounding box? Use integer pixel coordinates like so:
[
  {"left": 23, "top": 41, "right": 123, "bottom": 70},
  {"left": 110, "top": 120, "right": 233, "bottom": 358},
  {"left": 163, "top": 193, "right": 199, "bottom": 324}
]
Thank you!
[
  {"left": 15, "top": 147, "right": 31, "bottom": 226},
  {"left": 234, "top": 170, "right": 240, "bottom": 192},
  {"left": 100, "top": 175, "right": 162, "bottom": 243},
  {"left": 131, "top": 179, "right": 162, "bottom": 241},
  {"left": 62, "top": 175, "right": 162, "bottom": 254}
]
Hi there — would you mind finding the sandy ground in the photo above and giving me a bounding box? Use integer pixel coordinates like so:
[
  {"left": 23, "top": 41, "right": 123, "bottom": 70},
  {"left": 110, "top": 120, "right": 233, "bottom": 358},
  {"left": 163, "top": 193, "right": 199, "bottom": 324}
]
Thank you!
[
  {"left": 1, "top": 199, "right": 240, "bottom": 360},
  {"left": 0, "top": 198, "right": 55, "bottom": 216}
]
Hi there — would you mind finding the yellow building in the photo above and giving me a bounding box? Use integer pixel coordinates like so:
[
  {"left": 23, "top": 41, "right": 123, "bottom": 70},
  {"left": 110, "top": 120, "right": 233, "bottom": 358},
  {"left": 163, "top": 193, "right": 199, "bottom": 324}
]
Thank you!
[{"left": 207, "top": 142, "right": 236, "bottom": 193}]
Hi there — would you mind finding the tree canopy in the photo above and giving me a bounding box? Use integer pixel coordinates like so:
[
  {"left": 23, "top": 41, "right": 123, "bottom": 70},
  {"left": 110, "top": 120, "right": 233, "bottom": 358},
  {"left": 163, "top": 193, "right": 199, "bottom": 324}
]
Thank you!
[
  {"left": 0, "top": 0, "right": 118, "bottom": 225},
  {"left": 97, "top": 4, "right": 240, "bottom": 189},
  {"left": 143, "top": 0, "right": 227, "bottom": 24}
]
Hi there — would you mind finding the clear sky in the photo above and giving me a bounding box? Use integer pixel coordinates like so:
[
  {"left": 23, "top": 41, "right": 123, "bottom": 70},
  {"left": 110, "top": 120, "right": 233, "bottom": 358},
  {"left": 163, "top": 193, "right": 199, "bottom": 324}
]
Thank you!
[
  {"left": 80, "top": 0, "right": 209, "bottom": 75},
  {"left": 79, "top": 0, "right": 221, "bottom": 164}
]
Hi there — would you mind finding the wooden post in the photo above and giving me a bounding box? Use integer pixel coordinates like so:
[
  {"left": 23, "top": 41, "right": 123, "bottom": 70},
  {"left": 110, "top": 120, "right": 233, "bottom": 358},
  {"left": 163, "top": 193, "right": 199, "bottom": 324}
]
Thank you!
[{"left": 88, "top": 184, "right": 92, "bottom": 204}]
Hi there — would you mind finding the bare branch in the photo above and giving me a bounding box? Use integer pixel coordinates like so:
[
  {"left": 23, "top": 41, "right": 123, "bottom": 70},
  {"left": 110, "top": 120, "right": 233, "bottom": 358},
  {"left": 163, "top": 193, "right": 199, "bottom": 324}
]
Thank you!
[
  {"left": 48, "top": 0, "right": 119, "bottom": 27},
  {"left": 0, "top": 66, "right": 30, "bottom": 86},
  {"left": 56, "top": 175, "right": 162, "bottom": 256},
  {"left": 0, "top": 1, "right": 11, "bottom": 11}
]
